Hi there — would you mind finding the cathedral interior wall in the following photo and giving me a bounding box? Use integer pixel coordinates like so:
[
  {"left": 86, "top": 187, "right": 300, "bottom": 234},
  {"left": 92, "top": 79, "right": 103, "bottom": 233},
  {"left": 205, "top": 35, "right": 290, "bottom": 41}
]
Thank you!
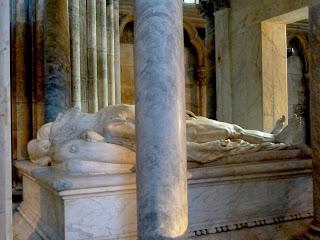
[
  {"left": 219, "top": 0, "right": 313, "bottom": 131},
  {"left": 10, "top": 0, "right": 205, "bottom": 161}
]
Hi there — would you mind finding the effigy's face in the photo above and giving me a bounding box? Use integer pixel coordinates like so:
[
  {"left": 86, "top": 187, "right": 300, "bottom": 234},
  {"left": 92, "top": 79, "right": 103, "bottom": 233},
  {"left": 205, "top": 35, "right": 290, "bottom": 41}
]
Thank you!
[{"left": 27, "top": 139, "right": 51, "bottom": 160}]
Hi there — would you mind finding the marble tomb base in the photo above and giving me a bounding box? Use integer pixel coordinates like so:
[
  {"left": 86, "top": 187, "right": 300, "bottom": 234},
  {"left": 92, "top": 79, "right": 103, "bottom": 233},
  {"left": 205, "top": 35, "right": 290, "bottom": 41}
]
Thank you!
[{"left": 16, "top": 150, "right": 313, "bottom": 240}]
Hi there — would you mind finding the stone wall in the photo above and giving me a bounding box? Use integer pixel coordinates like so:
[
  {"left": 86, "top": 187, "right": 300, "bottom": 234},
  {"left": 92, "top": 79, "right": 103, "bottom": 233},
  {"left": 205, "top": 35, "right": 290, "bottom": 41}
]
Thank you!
[{"left": 217, "top": 0, "right": 316, "bottom": 131}]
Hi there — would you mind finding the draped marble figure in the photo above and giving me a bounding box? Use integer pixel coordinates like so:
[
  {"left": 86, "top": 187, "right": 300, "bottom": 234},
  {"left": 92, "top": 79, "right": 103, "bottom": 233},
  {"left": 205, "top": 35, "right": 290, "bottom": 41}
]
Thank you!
[{"left": 27, "top": 104, "right": 303, "bottom": 174}]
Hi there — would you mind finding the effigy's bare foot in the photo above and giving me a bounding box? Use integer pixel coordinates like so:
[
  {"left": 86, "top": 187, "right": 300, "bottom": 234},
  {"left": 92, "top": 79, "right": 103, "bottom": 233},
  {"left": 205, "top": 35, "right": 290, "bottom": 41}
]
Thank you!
[
  {"left": 275, "top": 114, "right": 302, "bottom": 145},
  {"left": 272, "top": 115, "right": 286, "bottom": 134}
]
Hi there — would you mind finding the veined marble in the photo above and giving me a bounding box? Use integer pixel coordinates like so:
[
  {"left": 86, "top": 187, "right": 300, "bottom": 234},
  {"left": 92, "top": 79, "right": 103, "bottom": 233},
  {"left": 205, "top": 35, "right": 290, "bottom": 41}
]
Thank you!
[{"left": 16, "top": 155, "right": 313, "bottom": 240}]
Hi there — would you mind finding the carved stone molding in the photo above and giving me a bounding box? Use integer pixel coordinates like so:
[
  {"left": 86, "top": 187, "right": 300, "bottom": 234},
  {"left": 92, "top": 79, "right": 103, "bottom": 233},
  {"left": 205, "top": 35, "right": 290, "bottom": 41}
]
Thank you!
[{"left": 190, "top": 212, "right": 313, "bottom": 237}]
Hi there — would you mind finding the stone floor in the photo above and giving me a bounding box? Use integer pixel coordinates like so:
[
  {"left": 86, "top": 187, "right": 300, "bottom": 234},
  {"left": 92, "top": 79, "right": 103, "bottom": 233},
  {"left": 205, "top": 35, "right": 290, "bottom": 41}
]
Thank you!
[
  {"left": 13, "top": 212, "right": 312, "bottom": 240},
  {"left": 13, "top": 212, "right": 42, "bottom": 240}
]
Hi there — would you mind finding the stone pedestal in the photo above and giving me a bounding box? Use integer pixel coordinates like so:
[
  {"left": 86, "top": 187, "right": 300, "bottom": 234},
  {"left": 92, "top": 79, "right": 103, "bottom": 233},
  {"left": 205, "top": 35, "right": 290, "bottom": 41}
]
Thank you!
[
  {"left": 16, "top": 161, "right": 137, "bottom": 240},
  {"left": 16, "top": 153, "right": 313, "bottom": 240}
]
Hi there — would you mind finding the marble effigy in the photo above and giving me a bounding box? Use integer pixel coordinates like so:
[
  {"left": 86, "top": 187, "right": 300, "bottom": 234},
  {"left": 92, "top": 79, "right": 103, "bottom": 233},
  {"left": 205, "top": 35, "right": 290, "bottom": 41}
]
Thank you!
[
  {"left": 17, "top": 104, "right": 313, "bottom": 239},
  {"left": 27, "top": 104, "right": 307, "bottom": 175}
]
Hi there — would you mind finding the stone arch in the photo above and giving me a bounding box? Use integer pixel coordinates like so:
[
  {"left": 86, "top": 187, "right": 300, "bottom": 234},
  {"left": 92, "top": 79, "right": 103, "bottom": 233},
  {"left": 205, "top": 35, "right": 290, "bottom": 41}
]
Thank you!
[
  {"left": 119, "top": 15, "right": 205, "bottom": 68},
  {"left": 183, "top": 21, "right": 205, "bottom": 67},
  {"left": 287, "top": 33, "right": 308, "bottom": 71},
  {"left": 119, "top": 16, "right": 206, "bottom": 114},
  {"left": 120, "top": 15, "right": 134, "bottom": 39},
  {"left": 287, "top": 34, "right": 310, "bottom": 144}
]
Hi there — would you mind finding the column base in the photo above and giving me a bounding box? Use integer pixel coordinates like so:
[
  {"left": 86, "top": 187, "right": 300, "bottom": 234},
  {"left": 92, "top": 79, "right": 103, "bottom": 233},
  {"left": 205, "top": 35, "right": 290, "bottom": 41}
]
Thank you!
[{"left": 292, "top": 221, "right": 320, "bottom": 240}]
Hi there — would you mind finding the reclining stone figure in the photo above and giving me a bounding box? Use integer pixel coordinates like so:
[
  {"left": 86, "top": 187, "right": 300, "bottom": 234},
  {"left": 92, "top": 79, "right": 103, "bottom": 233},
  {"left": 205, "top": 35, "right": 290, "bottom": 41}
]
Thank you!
[{"left": 27, "top": 104, "right": 304, "bottom": 174}]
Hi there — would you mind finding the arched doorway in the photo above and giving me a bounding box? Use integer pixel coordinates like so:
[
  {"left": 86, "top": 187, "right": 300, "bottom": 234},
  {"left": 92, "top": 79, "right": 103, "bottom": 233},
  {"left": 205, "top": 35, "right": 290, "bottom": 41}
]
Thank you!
[{"left": 287, "top": 36, "right": 310, "bottom": 144}]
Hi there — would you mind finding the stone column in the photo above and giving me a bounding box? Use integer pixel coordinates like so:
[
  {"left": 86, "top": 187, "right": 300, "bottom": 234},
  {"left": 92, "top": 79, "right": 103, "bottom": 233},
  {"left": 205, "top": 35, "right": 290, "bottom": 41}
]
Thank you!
[
  {"left": 12, "top": 0, "right": 32, "bottom": 159},
  {"left": 97, "top": 0, "right": 109, "bottom": 108},
  {"left": 114, "top": 0, "right": 121, "bottom": 104},
  {"left": 205, "top": 15, "right": 216, "bottom": 119},
  {"left": 80, "top": 0, "right": 88, "bottom": 112},
  {"left": 303, "top": 3, "right": 320, "bottom": 240},
  {"left": 199, "top": 0, "right": 230, "bottom": 119},
  {"left": 197, "top": 66, "right": 207, "bottom": 116},
  {"left": 30, "top": 0, "right": 45, "bottom": 137},
  {"left": 0, "top": 0, "right": 12, "bottom": 239},
  {"left": 200, "top": 0, "right": 216, "bottom": 119},
  {"left": 69, "top": 0, "right": 81, "bottom": 109},
  {"left": 135, "top": 1, "right": 188, "bottom": 239},
  {"left": 87, "top": 0, "right": 98, "bottom": 112},
  {"left": 107, "top": 0, "right": 115, "bottom": 105},
  {"left": 44, "top": 0, "right": 71, "bottom": 122},
  {"left": 215, "top": 6, "right": 232, "bottom": 123}
]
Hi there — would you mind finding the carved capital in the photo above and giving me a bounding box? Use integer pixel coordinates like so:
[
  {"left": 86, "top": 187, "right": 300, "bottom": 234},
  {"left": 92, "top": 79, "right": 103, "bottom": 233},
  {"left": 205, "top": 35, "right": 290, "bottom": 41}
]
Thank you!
[{"left": 198, "top": 0, "right": 230, "bottom": 17}]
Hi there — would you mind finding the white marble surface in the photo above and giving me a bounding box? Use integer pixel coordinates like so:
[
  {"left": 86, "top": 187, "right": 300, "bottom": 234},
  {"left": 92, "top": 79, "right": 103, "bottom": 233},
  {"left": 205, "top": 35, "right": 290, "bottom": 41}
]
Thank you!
[
  {"left": 16, "top": 156, "right": 312, "bottom": 239},
  {"left": 188, "top": 173, "right": 312, "bottom": 236},
  {"left": 0, "top": 0, "right": 12, "bottom": 239},
  {"left": 17, "top": 162, "right": 136, "bottom": 240},
  {"left": 64, "top": 190, "right": 137, "bottom": 239}
]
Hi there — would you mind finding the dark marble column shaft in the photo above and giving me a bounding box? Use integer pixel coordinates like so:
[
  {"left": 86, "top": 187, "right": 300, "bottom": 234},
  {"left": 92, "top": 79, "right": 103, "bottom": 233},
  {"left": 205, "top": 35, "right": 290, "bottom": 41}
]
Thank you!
[
  {"left": 12, "top": 0, "right": 32, "bottom": 159},
  {"left": 69, "top": 0, "right": 81, "bottom": 109},
  {"left": 107, "top": 0, "right": 115, "bottom": 105},
  {"left": 80, "top": 0, "right": 88, "bottom": 112},
  {"left": 0, "top": 0, "right": 12, "bottom": 238},
  {"left": 97, "top": 0, "right": 108, "bottom": 108},
  {"left": 135, "top": 1, "right": 188, "bottom": 239},
  {"left": 205, "top": 14, "right": 216, "bottom": 119},
  {"left": 303, "top": 3, "right": 320, "bottom": 240},
  {"left": 30, "top": 0, "right": 45, "bottom": 136},
  {"left": 44, "top": 0, "right": 71, "bottom": 122},
  {"left": 87, "top": 0, "right": 98, "bottom": 112},
  {"left": 114, "top": 0, "right": 121, "bottom": 104}
]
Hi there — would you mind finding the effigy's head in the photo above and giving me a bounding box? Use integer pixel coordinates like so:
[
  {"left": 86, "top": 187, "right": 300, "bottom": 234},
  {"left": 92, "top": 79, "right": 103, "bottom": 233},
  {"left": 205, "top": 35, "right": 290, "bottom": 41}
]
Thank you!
[{"left": 27, "top": 139, "right": 51, "bottom": 161}]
